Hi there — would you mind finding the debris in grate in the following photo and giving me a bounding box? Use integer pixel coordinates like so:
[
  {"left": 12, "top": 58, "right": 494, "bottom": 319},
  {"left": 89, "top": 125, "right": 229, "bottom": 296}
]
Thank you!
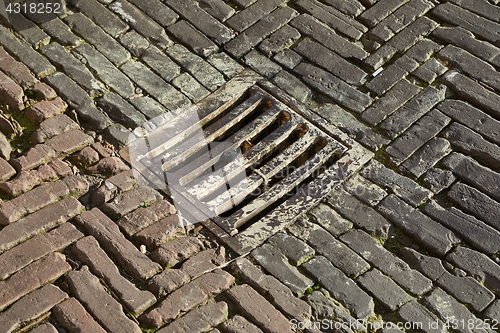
[{"left": 124, "top": 70, "right": 373, "bottom": 254}]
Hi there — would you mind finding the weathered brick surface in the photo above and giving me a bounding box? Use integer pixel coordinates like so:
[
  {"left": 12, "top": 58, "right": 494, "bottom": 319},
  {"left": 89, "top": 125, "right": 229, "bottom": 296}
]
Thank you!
[
  {"left": 0, "top": 158, "right": 15, "bottom": 182},
  {"left": 54, "top": 297, "right": 107, "bottom": 333},
  {"left": 307, "top": 203, "right": 352, "bottom": 236},
  {"left": 167, "top": 21, "right": 218, "bottom": 57},
  {"left": 171, "top": 73, "right": 211, "bottom": 102},
  {"left": 243, "top": 50, "right": 282, "bottom": 78},
  {"left": 401, "top": 137, "right": 451, "bottom": 178},
  {"left": 0, "top": 47, "right": 38, "bottom": 88},
  {"left": 116, "top": 199, "right": 176, "bottom": 236},
  {"left": 157, "top": 301, "right": 228, "bottom": 333},
  {"left": 151, "top": 236, "right": 204, "bottom": 268},
  {"left": 31, "top": 114, "right": 79, "bottom": 144},
  {"left": 70, "top": 0, "right": 129, "bottom": 37},
  {"left": 134, "top": 214, "right": 185, "bottom": 249},
  {"left": 220, "top": 315, "right": 263, "bottom": 333},
  {"left": 0, "top": 71, "right": 24, "bottom": 111},
  {"left": 101, "top": 186, "right": 163, "bottom": 219},
  {"left": 398, "top": 301, "right": 446, "bottom": 333}
]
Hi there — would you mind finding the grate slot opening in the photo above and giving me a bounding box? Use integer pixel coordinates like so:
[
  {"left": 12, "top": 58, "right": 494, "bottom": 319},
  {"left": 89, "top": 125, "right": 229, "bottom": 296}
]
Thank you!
[{"left": 240, "top": 111, "right": 291, "bottom": 154}]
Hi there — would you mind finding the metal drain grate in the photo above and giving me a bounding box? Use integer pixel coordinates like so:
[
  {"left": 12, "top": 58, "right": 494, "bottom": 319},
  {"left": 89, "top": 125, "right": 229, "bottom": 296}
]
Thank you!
[{"left": 125, "top": 70, "right": 373, "bottom": 254}]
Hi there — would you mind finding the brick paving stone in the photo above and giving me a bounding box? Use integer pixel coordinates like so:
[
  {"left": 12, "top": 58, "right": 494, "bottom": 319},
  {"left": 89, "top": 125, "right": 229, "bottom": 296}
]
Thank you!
[
  {"left": 199, "top": 0, "right": 235, "bottom": 22},
  {"left": 412, "top": 58, "right": 447, "bottom": 84},
  {"left": 379, "top": 84, "right": 447, "bottom": 139},
  {"left": 0, "top": 175, "right": 88, "bottom": 225},
  {"left": 225, "top": 284, "right": 293, "bottom": 333},
  {"left": 271, "top": 70, "right": 312, "bottom": 103},
  {"left": 120, "top": 60, "right": 191, "bottom": 110},
  {"left": 267, "top": 232, "right": 315, "bottom": 266},
  {"left": 307, "top": 203, "right": 353, "bottom": 236},
  {"left": 289, "top": 14, "right": 367, "bottom": 61},
  {"left": 118, "top": 30, "right": 150, "bottom": 57},
  {"left": 422, "top": 168, "right": 456, "bottom": 194},
  {"left": 295, "top": 38, "right": 367, "bottom": 86},
  {"left": 97, "top": 92, "right": 147, "bottom": 129},
  {"left": 358, "top": 0, "right": 410, "bottom": 27},
  {"left": 432, "top": 26, "right": 500, "bottom": 64},
  {"left": 398, "top": 301, "right": 447, "bottom": 333},
  {"left": 66, "top": 266, "right": 142, "bottom": 333},
  {"left": 0, "top": 222, "right": 82, "bottom": 280},
  {"left": 71, "top": 146, "right": 99, "bottom": 168},
  {"left": 54, "top": 297, "right": 107, "bottom": 333},
  {"left": 101, "top": 186, "right": 162, "bottom": 218},
  {"left": 483, "top": 300, "right": 500, "bottom": 321},
  {"left": 167, "top": 21, "right": 219, "bottom": 57},
  {"left": 157, "top": 301, "right": 228, "bottom": 333},
  {"left": 232, "top": 257, "right": 312, "bottom": 321},
  {"left": 148, "top": 268, "right": 189, "bottom": 297},
  {"left": 323, "top": 0, "right": 365, "bottom": 16},
  {"left": 432, "top": 3, "right": 500, "bottom": 46},
  {"left": 172, "top": 73, "right": 211, "bottom": 102},
  {"left": 0, "top": 71, "right": 24, "bottom": 112},
  {"left": 258, "top": 24, "right": 301, "bottom": 57},
  {"left": 141, "top": 45, "right": 181, "bottom": 82},
  {"left": 151, "top": 236, "right": 205, "bottom": 268},
  {"left": 356, "top": 269, "right": 412, "bottom": 311},
  {"left": 364, "top": 17, "right": 439, "bottom": 70},
  {"left": 91, "top": 169, "right": 137, "bottom": 205},
  {"left": 0, "top": 284, "right": 67, "bottom": 333},
  {"left": 450, "top": 0, "right": 500, "bottom": 23},
  {"left": 45, "top": 130, "right": 94, "bottom": 156},
  {"left": 243, "top": 50, "right": 282, "bottom": 78},
  {"left": 220, "top": 315, "right": 263, "bottom": 333},
  {"left": 73, "top": 236, "right": 156, "bottom": 314},
  {"left": 129, "top": 96, "right": 168, "bottom": 119},
  {"left": 0, "top": 25, "right": 55, "bottom": 78},
  {"left": 405, "top": 38, "right": 443, "bottom": 62},
  {"left": 0, "top": 134, "right": 11, "bottom": 161},
  {"left": 127, "top": 0, "right": 178, "bottom": 26},
  {"left": 360, "top": 160, "right": 432, "bottom": 206},
  {"left": 328, "top": 188, "right": 392, "bottom": 238},
  {"left": 368, "top": 0, "right": 434, "bottom": 42},
  {"left": 225, "top": 6, "right": 298, "bottom": 58},
  {"left": 25, "top": 97, "right": 68, "bottom": 123},
  {"left": 424, "top": 201, "right": 500, "bottom": 255},
  {"left": 109, "top": 0, "right": 173, "bottom": 49},
  {"left": 0, "top": 47, "right": 38, "bottom": 88},
  {"left": 385, "top": 110, "right": 450, "bottom": 166},
  {"left": 444, "top": 123, "right": 500, "bottom": 168},
  {"left": 362, "top": 79, "right": 421, "bottom": 126},
  {"left": 30, "top": 323, "right": 58, "bottom": 333},
  {"left": 447, "top": 183, "right": 500, "bottom": 231},
  {"left": 377, "top": 195, "right": 460, "bottom": 256},
  {"left": 87, "top": 156, "right": 130, "bottom": 175},
  {"left": 0, "top": 171, "right": 38, "bottom": 197},
  {"left": 179, "top": 247, "right": 226, "bottom": 279},
  {"left": 74, "top": 208, "right": 162, "bottom": 280},
  {"left": 442, "top": 153, "right": 500, "bottom": 202},
  {"left": 447, "top": 247, "right": 500, "bottom": 294},
  {"left": 233, "top": 0, "right": 257, "bottom": 7},
  {"left": 339, "top": 229, "right": 432, "bottom": 296},
  {"left": 10, "top": 144, "right": 55, "bottom": 171},
  {"left": 294, "top": 63, "right": 372, "bottom": 113},
  {"left": 23, "top": 11, "right": 83, "bottom": 47},
  {"left": 251, "top": 243, "right": 314, "bottom": 295},
  {"left": 0, "top": 197, "right": 83, "bottom": 254},
  {"left": 366, "top": 64, "right": 408, "bottom": 96},
  {"left": 31, "top": 114, "right": 79, "bottom": 144},
  {"left": 401, "top": 247, "right": 495, "bottom": 312},
  {"left": 295, "top": 0, "right": 367, "bottom": 40},
  {"left": 437, "top": 100, "right": 500, "bottom": 145},
  {"left": 165, "top": 0, "right": 235, "bottom": 45},
  {"left": 142, "top": 269, "right": 234, "bottom": 327},
  {"left": 70, "top": 0, "right": 129, "bottom": 37},
  {"left": 73, "top": 43, "right": 136, "bottom": 99},
  {"left": 0, "top": 252, "right": 70, "bottom": 311},
  {"left": 401, "top": 137, "right": 451, "bottom": 178},
  {"left": 134, "top": 214, "right": 185, "bottom": 249},
  {"left": 302, "top": 256, "right": 374, "bottom": 319},
  {"left": 438, "top": 45, "right": 500, "bottom": 92},
  {"left": 1, "top": 13, "right": 50, "bottom": 48},
  {"left": 116, "top": 199, "right": 176, "bottom": 236},
  {"left": 287, "top": 218, "right": 369, "bottom": 278},
  {"left": 64, "top": 13, "right": 131, "bottom": 66},
  {"left": 208, "top": 52, "right": 245, "bottom": 79},
  {"left": 0, "top": 158, "right": 15, "bottom": 183},
  {"left": 226, "top": 0, "right": 287, "bottom": 33},
  {"left": 343, "top": 174, "right": 387, "bottom": 207}
]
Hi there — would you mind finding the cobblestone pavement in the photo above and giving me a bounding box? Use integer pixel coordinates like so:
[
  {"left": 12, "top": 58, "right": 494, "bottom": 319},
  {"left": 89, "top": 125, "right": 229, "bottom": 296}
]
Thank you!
[{"left": 1, "top": 0, "right": 500, "bottom": 332}]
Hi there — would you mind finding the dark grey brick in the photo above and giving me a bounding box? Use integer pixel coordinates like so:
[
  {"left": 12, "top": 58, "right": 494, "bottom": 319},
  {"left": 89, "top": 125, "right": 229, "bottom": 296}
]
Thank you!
[
  {"left": 199, "top": 0, "right": 235, "bottom": 22},
  {"left": 327, "top": 188, "right": 391, "bottom": 238},
  {"left": 422, "top": 168, "right": 456, "bottom": 194},
  {"left": 432, "top": 3, "right": 500, "bottom": 46},
  {"left": 307, "top": 204, "right": 353, "bottom": 237},
  {"left": 69, "top": 0, "right": 129, "bottom": 37},
  {"left": 73, "top": 43, "right": 136, "bottom": 99},
  {"left": 356, "top": 269, "right": 412, "bottom": 311},
  {"left": 484, "top": 300, "right": 500, "bottom": 322},
  {"left": 361, "top": 79, "right": 421, "bottom": 126},
  {"left": 129, "top": 96, "right": 167, "bottom": 120},
  {"left": 0, "top": 12, "right": 50, "bottom": 48},
  {"left": 141, "top": 46, "right": 180, "bottom": 82},
  {"left": 377, "top": 195, "right": 460, "bottom": 255},
  {"left": 423, "top": 201, "right": 500, "bottom": 255},
  {"left": 165, "top": 0, "right": 235, "bottom": 45},
  {"left": 322, "top": 0, "right": 365, "bottom": 17},
  {"left": 360, "top": 160, "right": 432, "bottom": 207},
  {"left": 0, "top": 25, "right": 55, "bottom": 78},
  {"left": 340, "top": 229, "right": 432, "bottom": 296},
  {"left": 226, "top": 0, "right": 287, "bottom": 33},
  {"left": 120, "top": 60, "right": 191, "bottom": 111},
  {"left": 167, "top": 21, "right": 219, "bottom": 57},
  {"left": 251, "top": 243, "right": 314, "bottom": 296},
  {"left": 412, "top": 58, "right": 447, "bottom": 84},
  {"left": 267, "top": 232, "right": 315, "bottom": 266},
  {"left": 225, "top": 6, "right": 298, "bottom": 58},
  {"left": 343, "top": 174, "right": 387, "bottom": 207},
  {"left": 258, "top": 25, "right": 301, "bottom": 57},
  {"left": 302, "top": 256, "right": 374, "bottom": 319},
  {"left": 294, "top": 0, "right": 367, "bottom": 40},
  {"left": 289, "top": 14, "right": 368, "bottom": 61},
  {"left": 366, "top": 64, "right": 407, "bottom": 96},
  {"left": 401, "top": 137, "right": 451, "bottom": 178},
  {"left": 398, "top": 301, "right": 446, "bottom": 333},
  {"left": 23, "top": 11, "right": 82, "bottom": 46},
  {"left": 207, "top": 52, "right": 244, "bottom": 79},
  {"left": 233, "top": 0, "right": 257, "bottom": 7},
  {"left": 118, "top": 30, "right": 150, "bottom": 57},
  {"left": 271, "top": 71, "right": 312, "bottom": 103},
  {"left": 243, "top": 50, "right": 282, "bottom": 79},
  {"left": 449, "top": 0, "right": 500, "bottom": 23},
  {"left": 358, "top": 0, "right": 410, "bottom": 27},
  {"left": 437, "top": 100, "right": 500, "bottom": 145},
  {"left": 109, "top": 0, "right": 173, "bottom": 49},
  {"left": 97, "top": 93, "right": 147, "bottom": 129},
  {"left": 295, "top": 38, "right": 367, "bottom": 86},
  {"left": 166, "top": 44, "right": 225, "bottom": 91},
  {"left": 104, "top": 123, "right": 135, "bottom": 148},
  {"left": 385, "top": 110, "right": 451, "bottom": 166},
  {"left": 127, "top": 0, "right": 179, "bottom": 26},
  {"left": 40, "top": 42, "right": 107, "bottom": 97},
  {"left": 171, "top": 73, "right": 211, "bottom": 102},
  {"left": 273, "top": 49, "right": 302, "bottom": 69},
  {"left": 379, "top": 84, "right": 447, "bottom": 139},
  {"left": 294, "top": 63, "right": 372, "bottom": 113},
  {"left": 64, "top": 13, "right": 131, "bottom": 66},
  {"left": 404, "top": 39, "right": 442, "bottom": 63},
  {"left": 442, "top": 152, "right": 500, "bottom": 202}
]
